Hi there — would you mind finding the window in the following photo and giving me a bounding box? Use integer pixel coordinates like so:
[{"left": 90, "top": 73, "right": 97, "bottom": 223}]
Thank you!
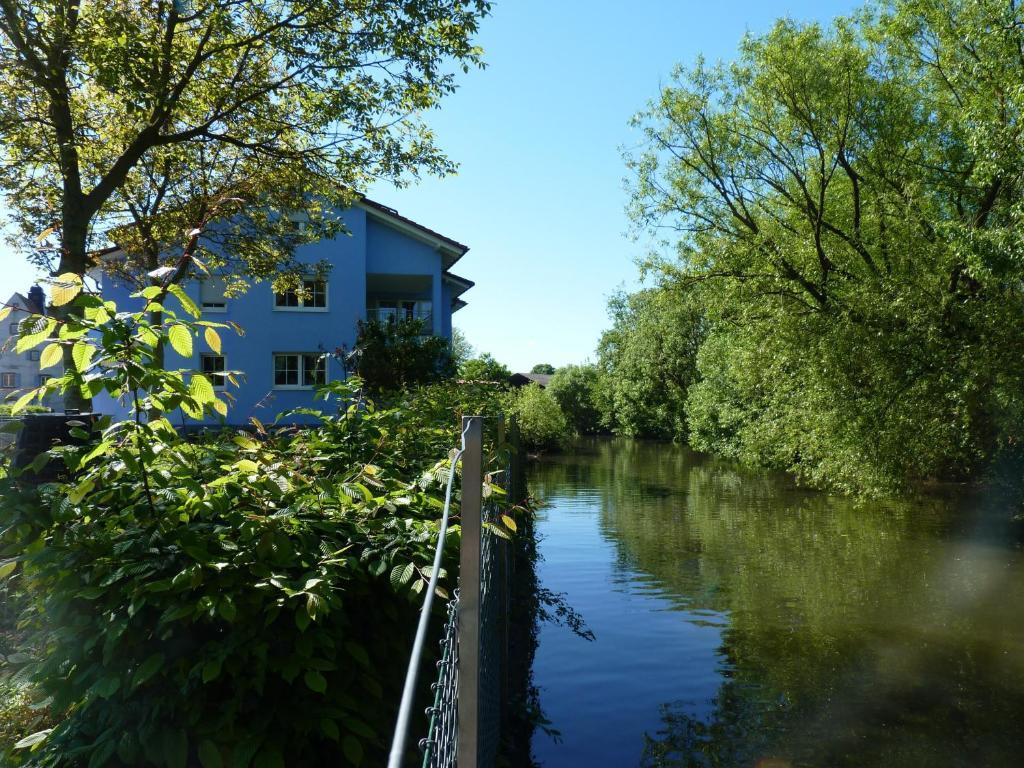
[
  {"left": 8, "top": 322, "right": 19, "bottom": 336},
  {"left": 274, "top": 279, "right": 327, "bottom": 310},
  {"left": 273, "top": 353, "right": 326, "bottom": 389},
  {"left": 28, "top": 350, "right": 40, "bottom": 361},
  {"left": 0, "top": 372, "right": 17, "bottom": 388},
  {"left": 200, "top": 277, "right": 227, "bottom": 311},
  {"left": 201, "top": 355, "right": 226, "bottom": 388},
  {"left": 38, "top": 374, "right": 51, "bottom": 386}
]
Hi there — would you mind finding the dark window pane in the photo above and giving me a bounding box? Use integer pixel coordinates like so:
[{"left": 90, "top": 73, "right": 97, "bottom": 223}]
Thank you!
[
  {"left": 302, "top": 354, "right": 325, "bottom": 387},
  {"left": 275, "top": 290, "right": 299, "bottom": 307},
  {"left": 274, "top": 354, "right": 298, "bottom": 386},
  {"left": 304, "top": 279, "right": 327, "bottom": 308}
]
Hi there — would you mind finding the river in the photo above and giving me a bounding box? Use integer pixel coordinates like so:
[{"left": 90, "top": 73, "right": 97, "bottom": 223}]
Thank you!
[{"left": 527, "top": 438, "right": 1024, "bottom": 767}]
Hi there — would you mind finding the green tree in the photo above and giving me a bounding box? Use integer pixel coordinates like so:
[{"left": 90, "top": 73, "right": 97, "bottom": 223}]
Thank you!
[
  {"left": 506, "top": 383, "right": 567, "bottom": 450},
  {"left": 459, "top": 353, "right": 511, "bottom": 383},
  {"left": 625, "top": 1, "right": 1024, "bottom": 494},
  {"left": 530, "top": 363, "right": 555, "bottom": 375},
  {"left": 0, "top": 0, "right": 489, "bottom": 406},
  {"left": 597, "top": 288, "right": 704, "bottom": 440},
  {"left": 547, "top": 364, "right": 603, "bottom": 435},
  {"left": 450, "top": 327, "right": 475, "bottom": 367}
]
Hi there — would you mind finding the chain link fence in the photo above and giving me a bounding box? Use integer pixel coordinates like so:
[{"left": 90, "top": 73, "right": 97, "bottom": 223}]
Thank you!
[{"left": 390, "top": 416, "right": 520, "bottom": 768}]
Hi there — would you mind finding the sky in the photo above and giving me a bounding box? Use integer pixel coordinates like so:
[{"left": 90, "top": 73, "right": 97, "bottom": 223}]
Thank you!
[{"left": 0, "top": 0, "right": 858, "bottom": 373}]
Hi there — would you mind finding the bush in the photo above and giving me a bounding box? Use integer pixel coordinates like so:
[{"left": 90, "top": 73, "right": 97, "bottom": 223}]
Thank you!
[
  {"left": 0, "top": 278, "right": 515, "bottom": 767},
  {"left": 354, "top": 318, "right": 456, "bottom": 392},
  {"left": 506, "top": 384, "right": 567, "bottom": 450},
  {"left": 547, "top": 365, "right": 603, "bottom": 435},
  {"left": 459, "top": 354, "right": 511, "bottom": 384}
]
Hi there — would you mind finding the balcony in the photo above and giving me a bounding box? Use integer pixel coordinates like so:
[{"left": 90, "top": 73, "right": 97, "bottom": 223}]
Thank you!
[{"left": 365, "top": 306, "right": 433, "bottom": 334}]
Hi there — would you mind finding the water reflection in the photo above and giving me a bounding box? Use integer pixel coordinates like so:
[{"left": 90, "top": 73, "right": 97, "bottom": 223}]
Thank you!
[{"left": 529, "top": 439, "right": 1024, "bottom": 767}]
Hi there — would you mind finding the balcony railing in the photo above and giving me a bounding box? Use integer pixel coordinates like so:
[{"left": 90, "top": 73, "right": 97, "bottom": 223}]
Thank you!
[{"left": 365, "top": 307, "right": 433, "bottom": 329}]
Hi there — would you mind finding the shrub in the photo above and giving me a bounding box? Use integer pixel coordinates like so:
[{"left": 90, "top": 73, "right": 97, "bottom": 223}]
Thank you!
[
  {"left": 354, "top": 318, "right": 456, "bottom": 392},
  {"left": 506, "top": 384, "right": 567, "bottom": 450},
  {"left": 547, "top": 365, "right": 603, "bottom": 435},
  {"left": 0, "top": 275, "right": 514, "bottom": 767},
  {"left": 459, "top": 353, "right": 511, "bottom": 384}
]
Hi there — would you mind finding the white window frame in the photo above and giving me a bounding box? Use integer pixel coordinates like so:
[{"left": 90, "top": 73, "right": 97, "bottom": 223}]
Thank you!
[
  {"left": 200, "top": 277, "right": 228, "bottom": 313},
  {"left": 274, "top": 278, "right": 329, "bottom": 313},
  {"left": 273, "top": 278, "right": 328, "bottom": 312},
  {"left": 272, "top": 352, "right": 327, "bottom": 390},
  {"left": 200, "top": 354, "right": 227, "bottom": 389},
  {"left": 0, "top": 372, "right": 17, "bottom": 388}
]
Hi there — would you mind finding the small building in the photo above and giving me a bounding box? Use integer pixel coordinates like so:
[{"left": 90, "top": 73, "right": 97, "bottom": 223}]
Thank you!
[
  {"left": 95, "top": 199, "right": 473, "bottom": 424},
  {"left": 0, "top": 286, "right": 62, "bottom": 409},
  {"left": 509, "top": 372, "right": 551, "bottom": 388}
]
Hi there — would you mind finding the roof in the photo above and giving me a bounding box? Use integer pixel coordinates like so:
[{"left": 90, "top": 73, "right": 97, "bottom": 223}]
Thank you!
[
  {"left": 359, "top": 197, "right": 470, "bottom": 267},
  {"left": 443, "top": 271, "right": 475, "bottom": 298},
  {"left": 9, "top": 291, "right": 43, "bottom": 315},
  {"left": 509, "top": 372, "right": 551, "bottom": 388}
]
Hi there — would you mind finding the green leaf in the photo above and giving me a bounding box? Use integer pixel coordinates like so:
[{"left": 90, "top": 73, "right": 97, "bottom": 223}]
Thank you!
[
  {"left": 390, "top": 562, "right": 415, "bottom": 590},
  {"left": 68, "top": 478, "right": 94, "bottom": 505},
  {"left": 39, "top": 342, "right": 62, "bottom": 369},
  {"left": 199, "top": 741, "right": 224, "bottom": 768},
  {"left": 169, "top": 284, "right": 201, "bottom": 318},
  {"left": 13, "top": 728, "right": 52, "bottom": 750},
  {"left": 235, "top": 459, "right": 259, "bottom": 473},
  {"left": 71, "top": 340, "right": 96, "bottom": 372},
  {"left": 168, "top": 324, "right": 193, "bottom": 357},
  {"left": 0, "top": 560, "right": 16, "bottom": 579},
  {"left": 190, "top": 374, "right": 215, "bottom": 404},
  {"left": 205, "top": 326, "right": 222, "bottom": 353},
  {"left": 9, "top": 388, "right": 38, "bottom": 415},
  {"left": 50, "top": 273, "right": 83, "bottom": 306},
  {"left": 320, "top": 719, "right": 340, "bottom": 741},
  {"left": 15, "top": 317, "right": 55, "bottom": 352},
  {"left": 0, "top": 305, "right": 10, "bottom": 322},
  {"left": 202, "top": 658, "right": 222, "bottom": 683},
  {"left": 342, "top": 735, "right": 363, "bottom": 766},
  {"left": 304, "top": 669, "right": 327, "bottom": 693},
  {"left": 132, "top": 653, "right": 165, "bottom": 688},
  {"left": 501, "top": 514, "right": 518, "bottom": 532}
]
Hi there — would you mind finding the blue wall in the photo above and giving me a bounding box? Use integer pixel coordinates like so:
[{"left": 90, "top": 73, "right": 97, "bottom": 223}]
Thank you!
[{"left": 94, "top": 206, "right": 460, "bottom": 425}]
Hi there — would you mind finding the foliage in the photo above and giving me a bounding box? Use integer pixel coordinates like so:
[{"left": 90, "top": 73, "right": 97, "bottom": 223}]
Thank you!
[
  {"left": 596, "top": 289, "right": 704, "bottom": 440},
  {"left": 0, "top": 279, "right": 513, "bottom": 766},
  {"left": 505, "top": 384, "right": 567, "bottom": 451},
  {"left": 0, "top": 0, "right": 490, "bottom": 277},
  {"left": 354, "top": 318, "right": 456, "bottom": 394},
  {"left": 450, "top": 328, "right": 474, "bottom": 367},
  {"left": 547, "top": 365, "right": 604, "bottom": 435},
  {"left": 0, "top": 406, "right": 50, "bottom": 417},
  {"left": 530, "top": 364, "right": 555, "bottom": 375},
  {"left": 459, "top": 353, "right": 512, "bottom": 384},
  {"left": 623, "top": 0, "right": 1024, "bottom": 494}
]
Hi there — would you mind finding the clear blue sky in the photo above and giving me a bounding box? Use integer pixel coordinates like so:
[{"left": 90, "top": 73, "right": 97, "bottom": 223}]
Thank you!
[{"left": 0, "top": 0, "right": 858, "bottom": 372}]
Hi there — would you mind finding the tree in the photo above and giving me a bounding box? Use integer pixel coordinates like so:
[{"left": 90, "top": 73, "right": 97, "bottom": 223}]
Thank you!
[
  {"left": 625, "top": 1, "right": 1024, "bottom": 494},
  {"left": 0, "top": 0, "right": 490, "bottom": 406},
  {"left": 505, "top": 383, "right": 566, "bottom": 450},
  {"left": 547, "top": 364, "right": 604, "bottom": 435},
  {"left": 459, "top": 353, "right": 511, "bottom": 383},
  {"left": 530, "top": 363, "right": 555, "bottom": 375},
  {"left": 450, "top": 327, "right": 475, "bottom": 367},
  {"left": 597, "top": 288, "right": 704, "bottom": 440}
]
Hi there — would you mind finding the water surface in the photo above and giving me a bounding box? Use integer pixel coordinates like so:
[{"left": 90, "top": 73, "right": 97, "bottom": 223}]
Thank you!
[{"left": 528, "top": 439, "right": 1024, "bottom": 767}]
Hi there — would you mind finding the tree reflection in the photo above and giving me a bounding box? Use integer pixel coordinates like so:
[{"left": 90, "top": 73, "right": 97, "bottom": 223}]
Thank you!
[{"left": 530, "top": 439, "right": 1024, "bottom": 767}]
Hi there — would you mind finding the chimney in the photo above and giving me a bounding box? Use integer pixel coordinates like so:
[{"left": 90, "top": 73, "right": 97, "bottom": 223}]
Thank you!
[{"left": 27, "top": 285, "right": 45, "bottom": 314}]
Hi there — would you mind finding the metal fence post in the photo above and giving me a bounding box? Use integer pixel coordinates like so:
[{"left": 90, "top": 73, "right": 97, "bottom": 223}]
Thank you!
[{"left": 457, "top": 416, "right": 483, "bottom": 768}]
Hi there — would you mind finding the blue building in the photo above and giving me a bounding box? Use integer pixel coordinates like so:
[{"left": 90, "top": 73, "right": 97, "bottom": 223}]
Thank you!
[{"left": 95, "top": 199, "right": 472, "bottom": 424}]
